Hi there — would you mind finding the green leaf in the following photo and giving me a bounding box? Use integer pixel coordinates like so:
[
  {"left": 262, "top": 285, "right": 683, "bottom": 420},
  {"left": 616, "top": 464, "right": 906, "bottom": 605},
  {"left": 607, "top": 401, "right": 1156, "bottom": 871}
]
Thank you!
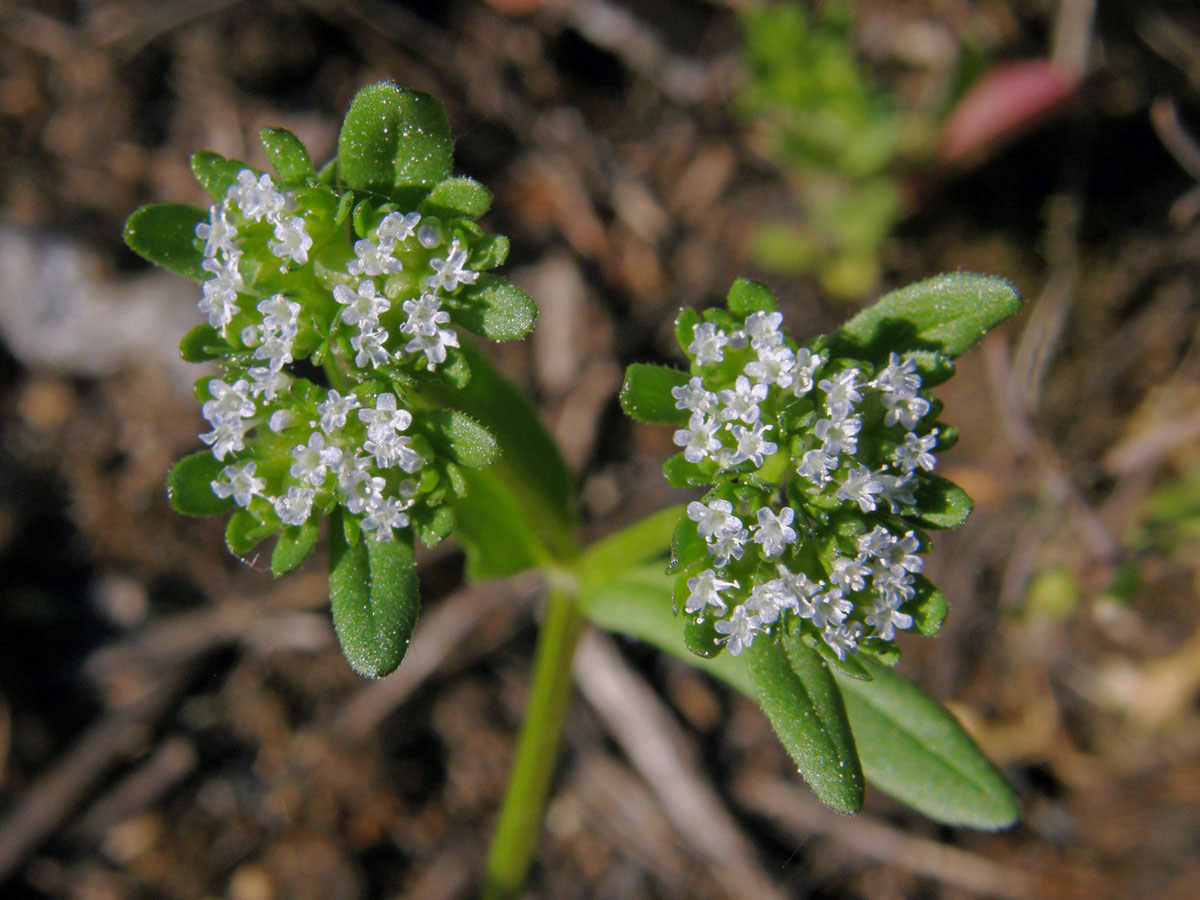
[
  {"left": 166, "top": 451, "right": 233, "bottom": 516},
  {"left": 328, "top": 511, "right": 421, "bottom": 678},
  {"left": 422, "top": 340, "right": 577, "bottom": 574},
  {"left": 911, "top": 474, "right": 973, "bottom": 529},
  {"left": 123, "top": 204, "right": 207, "bottom": 281},
  {"left": 667, "top": 514, "right": 706, "bottom": 575},
  {"left": 470, "top": 234, "right": 509, "bottom": 270},
  {"left": 260, "top": 127, "right": 314, "bottom": 185},
  {"left": 674, "top": 307, "right": 700, "bottom": 357},
  {"left": 179, "top": 323, "right": 229, "bottom": 362},
  {"left": 831, "top": 273, "right": 1021, "bottom": 361},
  {"left": 226, "top": 509, "right": 276, "bottom": 556},
  {"left": 271, "top": 518, "right": 321, "bottom": 576},
  {"left": 619, "top": 364, "right": 691, "bottom": 426},
  {"left": 337, "top": 82, "right": 453, "bottom": 201},
  {"left": 191, "top": 151, "right": 249, "bottom": 202},
  {"left": 414, "top": 505, "right": 456, "bottom": 548},
  {"left": 662, "top": 454, "right": 712, "bottom": 488},
  {"left": 745, "top": 636, "right": 864, "bottom": 814},
  {"left": 835, "top": 657, "right": 1020, "bottom": 829},
  {"left": 424, "top": 409, "right": 498, "bottom": 468},
  {"left": 684, "top": 613, "right": 724, "bottom": 659},
  {"left": 578, "top": 504, "right": 683, "bottom": 586},
  {"left": 450, "top": 275, "right": 538, "bottom": 340},
  {"left": 909, "top": 575, "right": 949, "bottom": 636},
  {"left": 726, "top": 278, "right": 777, "bottom": 316},
  {"left": 424, "top": 176, "right": 493, "bottom": 218}
]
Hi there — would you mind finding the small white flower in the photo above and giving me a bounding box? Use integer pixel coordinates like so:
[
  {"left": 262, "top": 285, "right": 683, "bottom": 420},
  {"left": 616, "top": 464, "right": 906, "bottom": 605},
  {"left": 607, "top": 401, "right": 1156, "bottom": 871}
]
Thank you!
[
  {"left": 866, "top": 596, "right": 914, "bottom": 642},
  {"left": 290, "top": 432, "right": 343, "bottom": 487},
  {"left": 427, "top": 239, "right": 478, "bottom": 292},
  {"left": 830, "top": 556, "right": 870, "bottom": 593},
  {"left": 340, "top": 468, "right": 386, "bottom": 514},
  {"left": 822, "top": 621, "right": 863, "bottom": 659},
  {"left": 856, "top": 526, "right": 895, "bottom": 560},
  {"left": 790, "top": 348, "right": 824, "bottom": 398},
  {"left": 777, "top": 565, "right": 823, "bottom": 618},
  {"left": 744, "top": 343, "right": 796, "bottom": 388},
  {"left": 376, "top": 211, "right": 422, "bottom": 246},
  {"left": 894, "top": 430, "right": 938, "bottom": 472},
  {"left": 671, "top": 377, "right": 719, "bottom": 417},
  {"left": 202, "top": 379, "right": 255, "bottom": 423},
  {"left": 687, "top": 498, "right": 739, "bottom": 541},
  {"left": 316, "top": 390, "right": 360, "bottom": 434},
  {"left": 673, "top": 414, "right": 722, "bottom": 464},
  {"left": 333, "top": 279, "right": 390, "bottom": 330},
  {"left": 810, "top": 587, "right": 853, "bottom": 629},
  {"left": 689, "top": 322, "right": 729, "bottom": 366},
  {"left": 814, "top": 415, "right": 861, "bottom": 456},
  {"left": 347, "top": 238, "right": 403, "bottom": 277},
  {"left": 875, "top": 568, "right": 917, "bottom": 605},
  {"left": 364, "top": 430, "right": 422, "bottom": 472},
  {"left": 873, "top": 530, "right": 923, "bottom": 577},
  {"left": 796, "top": 448, "right": 837, "bottom": 487},
  {"left": 198, "top": 252, "right": 243, "bottom": 329},
  {"left": 230, "top": 169, "right": 286, "bottom": 222},
  {"left": 883, "top": 394, "right": 932, "bottom": 430},
  {"left": 257, "top": 294, "right": 300, "bottom": 336},
  {"left": 268, "top": 215, "right": 313, "bottom": 266},
  {"left": 709, "top": 524, "right": 749, "bottom": 568},
  {"left": 246, "top": 366, "right": 289, "bottom": 401},
  {"left": 745, "top": 579, "right": 792, "bottom": 624},
  {"left": 876, "top": 471, "right": 918, "bottom": 513},
  {"left": 727, "top": 421, "right": 777, "bottom": 468},
  {"left": 362, "top": 495, "right": 411, "bottom": 541},
  {"left": 718, "top": 375, "right": 768, "bottom": 424},
  {"left": 273, "top": 485, "right": 316, "bottom": 526},
  {"left": 744, "top": 311, "right": 784, "bottom": 350},
  {"left": 350, "top": 327, "right": 391, "bottom": 368},
  {"left": 819, "top": 368, "right": 862, "bottom": 415},
  {"left": 684, "top": 569, "right": 736, "bottom": 615},
  {"left": 358, "top": 393, "right": 413, "bottom": 439},
  {"left": 252, "top": 328, "right": 294, "bottom": 371},
  {"left": 211, "top": 460, "right": 265, "bottom": 508},
  {"left": 874, "top": 353, "right": 921, "bottom": 399},
  {"left": 752, "top": 506, "right": 797, "bottom": 557},
  {"left": 836, "top": 465, "right": 884, "bottom": 513},
  {"left": 715, "top": 604, "right": 762, "bottom": 656},
  {"left": 196, "top": 205, "right": 237, "bottom": 257}
]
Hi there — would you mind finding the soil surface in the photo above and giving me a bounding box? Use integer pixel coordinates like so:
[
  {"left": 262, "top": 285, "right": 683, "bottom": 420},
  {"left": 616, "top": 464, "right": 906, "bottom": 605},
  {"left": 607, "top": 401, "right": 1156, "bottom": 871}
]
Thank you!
[{"left": 2, "top": 2, "right": 1200, "bottom": 899}]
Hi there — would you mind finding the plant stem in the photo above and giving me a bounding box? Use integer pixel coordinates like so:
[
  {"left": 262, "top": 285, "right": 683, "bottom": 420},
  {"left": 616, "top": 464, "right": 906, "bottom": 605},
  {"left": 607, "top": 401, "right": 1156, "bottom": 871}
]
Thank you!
[{"left": 481, "top": 584, "right": 586, "bottom": 900}]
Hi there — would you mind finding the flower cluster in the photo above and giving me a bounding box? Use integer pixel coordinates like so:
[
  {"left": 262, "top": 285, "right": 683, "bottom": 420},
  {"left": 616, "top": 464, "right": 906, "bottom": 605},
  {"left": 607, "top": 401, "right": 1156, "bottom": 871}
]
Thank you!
[{"left": 661, "top": 285, "right": 955, "bottom": 669}]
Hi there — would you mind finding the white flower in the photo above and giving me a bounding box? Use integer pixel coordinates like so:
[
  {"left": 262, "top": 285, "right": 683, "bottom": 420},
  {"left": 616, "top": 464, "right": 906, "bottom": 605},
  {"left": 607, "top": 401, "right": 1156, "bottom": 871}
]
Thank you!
[
  {"left": 340, "top": 468, "right": 385, "bottom": 514},
  {"left": 830, "top": 556, "right": 870, "bottom": 593},
  {"left": 268, "top": 216, "right": 313, "bottom": 266},
  {"left": 347, "top": 238, "right": 403, "bottom": 277},
  {"left": 358, "top": 393, "right": 413, "bottom": 439},
  {"left": 894, "top": 430, "right": 938, "bottom": 472},
  {"left": 687, "top": 498, "right": 739, "bottom": 541},
  {"left": 727, "top": 421, "right": 777, "bottom": 468},
  {"left": 211, "top": 460, "right": 265, "bottom": 508},
  {"left": 718, "top": 375, "right": 768, "bottom": 424},
  {"left": 875, "top": 568, "right": 917, "bottom": 605},
  {"left": 818, "top": 368, "right": 862, "bottom": 415},
  {"left": 257, "top": 294, "right": 300, "bottom": 336},
  {"left": 427, "top": 239, "right": 478, "bottom": 292},
  {"left": 822, "top": 622, "right": 863, "bottom": 659},
  {"left": 400, "top": 293, "right": 458, "bottom": 365},
  {"left": 814, "top": 415, "right": 861, "bottom": 456},
  {"left": 744, "top": 310, "right": 784, "bottom": 350},
  {"left": 856, "top": 525, "right": 895, "bottom": 560},
  {"left": 883, "top": 395, "right": 932, "bottom": 430},
  {"left": 836, "top": 465, "right": 884, "bottom": 513},
  {"left": 810, "top": 587, "right": 853, "bottom": 629},
  {"left": 715, "top": 604, "right": 762, "bottom": 656},
  {"left": 246, "top": 366, "right": 289, "bottom": 401},
  {"left": 866, "top": 596, "right": 914, "bottom": 641},
  {"left": 230, "top": 169, "right": 285, "bottom": 222},
  {"left": 796, "top": 448, "right": 837, "bottom": 487},
  {"left": 273, "top": 485, "right": 315, "bottom": 526},
  {"left": 376, "top": 211, "right": 422, "bottom": 246},
  {"left": 198, "top": 252, "right": 243, "bottom": 329},
  {"left": 790, "top": 348, "right": 824, "bottom": 397},
  {"left": 752, "top": 506, "right": 796, "bottom": 557},
  {"left": 709, "top": 524, "right": 749, "bottom": 568},
  {"left": 674, "top": 414, "right": 722, "bottom": 464},
  {"left": 684, "top": 569, "right": 736, "bottom": 615},
  {"left": 202, "top": 379, "right": 255, "bottom": 423},
  {"left": 350, "top": 327, "right": 391, "bottom": 368},
  {"left": 362, "top": 495, "right": 411, "bottom": 541},
  {"left": 744, "top": 579, "right": 792, "bottom": 624},
  {"left": 671, "top": 377, "right": 718, "bottom": 417},
  {"left": 873, "top": 530, "right": 923, "bottom": 577},
  {"left": 195, "top": 205, "right": 237, "bottom": 257},
  {"left": 777, "top": 565, "right": 823, "bottom": 618},
  {"left": 874, "top": 353, "right": 921, "bottom": 399},
  {"left": 333, "top": 279, "right": 390, "bottom": 330},
  {"left": 876, "top": 471, "right": 918, "bottom": 513},
  {"left": 252, "top": 328, "right": 294, "bottom": 371},
  {"left": 364, "top": 431, "right": 422, "bottom": 472},
  {"left": 316, "top": 390, "right": 360, "bottom": 434},
  {"left": 290, "top": 432, "right": 343, "bottom": 487},
  {"left": 689, "top": 322, "right": 729, "bottom": 366},
  {"left": 406, "top": 328, "right": 459, "bottom": 366},
  {"left": 268, "top": 409, "right": 295, "bottom": 433},
  {"left": 744, "top": 344, "right": 796, "bottom": 388}
]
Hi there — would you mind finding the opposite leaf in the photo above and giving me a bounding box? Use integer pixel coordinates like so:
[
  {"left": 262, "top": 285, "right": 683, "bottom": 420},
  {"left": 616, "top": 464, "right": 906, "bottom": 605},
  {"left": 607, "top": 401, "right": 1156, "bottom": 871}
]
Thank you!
[
  {"left": 832, "top": 273, "right": 1020, "bottom": 361},
  {"left": 835, "top": 656, "right": 1020, "bottom": 829},
  {"left": 328, "top": 511, "right": 420, "bottom": 678},
  {"left": 337, "top": 82, "right": 453, "bottom": 200},
  {"left": 124, "top": 204, "right": 207, "bottom": 281},
  {"left": 620, "top": 364, "right": 692, "bottom": 426},
  {"left": 744, "top": 637, "right": 865, "bottom": 814}
]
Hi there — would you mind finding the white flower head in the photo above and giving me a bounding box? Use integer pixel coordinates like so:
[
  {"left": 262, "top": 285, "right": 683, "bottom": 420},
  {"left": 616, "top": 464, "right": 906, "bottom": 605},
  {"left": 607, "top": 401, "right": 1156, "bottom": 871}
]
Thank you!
[
  {"left": 348, "top": 238, "right": 403, "bottom": 277},
  {"left": 333, "top": 279, "right": 390, "bottom": 330},
  {"left": 752, "top": 506, "right": 797, "bottom": 557},
  {"left": 269, "top": 216, "right": 313, "bottom": 266},
  {"left": 317, "top": 390, "right": 361, "bottom": 434},
  {"left": 715, "top": 604, "right": 762, "bottom": 656},
  {"left": 290, "top": 431, "right": 343, "bottom": 487},
  {"left": 211, "top": 460, "right": 265, "bottom": 508},
  {"left": 689, "top": 322, "right": 729, "bottom": 366},
  {"left": 894, "top": 430, "right": 938, "bottom": 473},
  {"left": 427, "top": 239, "right": 478, "bottom": 292},
  {"left": 819, "top": 368, "right": 862, "bottom": 416},
  {"left": 273, "top": 485, "right": 316, "bottom": 526},
  {"left": 687, "top": 498, "right": 739, "bottom": 541},
  {"left": 836, "top": 465, "right": 884, "bottom": 513},
  {"left": 362, "top": 495, "right": 412, "bottom": 541},
  {"left": 684, "top": 569, "right": 736, "bottom": 615},
  {"left": 672, "top": 377, "right": 719, "bottom": 417},
  {"left": 727, "top": 421, "right": 777, "bottom": 469},
  {"left": 718, "top": 375, "right": 768, "bottom": 424},
  {"left": 674, "top": 414, "right": 722, "bottom": 464}
]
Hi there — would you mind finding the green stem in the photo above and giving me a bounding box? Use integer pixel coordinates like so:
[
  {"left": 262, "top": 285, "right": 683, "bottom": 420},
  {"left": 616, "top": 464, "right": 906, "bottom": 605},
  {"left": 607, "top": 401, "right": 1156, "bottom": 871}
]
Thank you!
[{"left": 481, "top": 583, "right": 586, "bottom": 900}]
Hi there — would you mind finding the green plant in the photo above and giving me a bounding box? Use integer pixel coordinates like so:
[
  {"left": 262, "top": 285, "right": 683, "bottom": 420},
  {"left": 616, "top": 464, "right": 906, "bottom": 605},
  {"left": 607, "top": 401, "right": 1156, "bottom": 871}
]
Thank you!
[{"left": 126, "top": 82, "right": 1022, "bottom": 899}]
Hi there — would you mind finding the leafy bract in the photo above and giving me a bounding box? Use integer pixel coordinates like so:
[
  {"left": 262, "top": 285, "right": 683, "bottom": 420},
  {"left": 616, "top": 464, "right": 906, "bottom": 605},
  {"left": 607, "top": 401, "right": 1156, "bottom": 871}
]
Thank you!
[
  {"left": 450, "top": 275, "right": 537, "bottom": 341},
  {"left": 620, "top": 364, "right": 692, "bottom": 426},
  {"left": 167, "top": 452, "right": 234, "bottom": 516},
  {"left": 260, "top": 127, "right": 314, "bottom": 185},
  {"left": 123, "top": 204, "right": 207, "bottom": 281}
]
